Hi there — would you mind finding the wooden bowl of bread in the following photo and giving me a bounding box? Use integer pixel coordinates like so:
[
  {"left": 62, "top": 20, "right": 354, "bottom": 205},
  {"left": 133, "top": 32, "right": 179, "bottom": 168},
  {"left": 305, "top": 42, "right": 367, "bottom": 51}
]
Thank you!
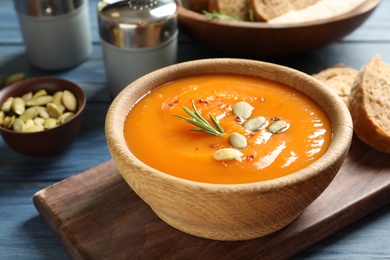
[
  {"left": 106, "top": 58, "right": 353, "bottom": 240},
  {"left": 177, "top": 0, "right": 381, "bottom": 56},
  {"left": 313, "top": 55, "right": 390, "bottom": 154}
]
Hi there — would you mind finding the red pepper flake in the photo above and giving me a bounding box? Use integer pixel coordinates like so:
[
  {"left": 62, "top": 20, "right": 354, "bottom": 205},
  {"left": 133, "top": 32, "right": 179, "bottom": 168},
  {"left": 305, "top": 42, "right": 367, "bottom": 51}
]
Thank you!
[
  {"left": 199, "top": 99, "right": 210, "bottom": 104},
  {"left": 247, "top": 155, "right": 254, "bottom": 160},
  {"left": 235, "top": 116, "right": 243, "bottom": 123},
  {"left": 210, "top": 144, "right": 215, "bottom": 148},
  {"left": 271, "top": 117, "right": 280, "bottom": 121},
  {"left": 259, "top": 97, "right": 265, "bottom": 102}
]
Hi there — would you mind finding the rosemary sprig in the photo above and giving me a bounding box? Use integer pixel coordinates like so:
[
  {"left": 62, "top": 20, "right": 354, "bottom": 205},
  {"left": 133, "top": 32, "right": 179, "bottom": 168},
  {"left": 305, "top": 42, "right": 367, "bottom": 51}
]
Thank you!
[{"left": 174, "top": 101, "right": 224, "bottom": 136}]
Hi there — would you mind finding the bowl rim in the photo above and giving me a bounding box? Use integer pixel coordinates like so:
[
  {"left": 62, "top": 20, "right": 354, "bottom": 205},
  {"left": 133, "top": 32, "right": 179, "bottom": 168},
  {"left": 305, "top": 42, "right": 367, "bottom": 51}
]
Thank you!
[
  {"left": 0, "top": 77, "right": 87, "bottom": 136},
  {"left": 177, "top": 0, "right": 381, "bottom": 28},
  {"left": 106, "top": 58, "right": 353, "bottom": 190}
]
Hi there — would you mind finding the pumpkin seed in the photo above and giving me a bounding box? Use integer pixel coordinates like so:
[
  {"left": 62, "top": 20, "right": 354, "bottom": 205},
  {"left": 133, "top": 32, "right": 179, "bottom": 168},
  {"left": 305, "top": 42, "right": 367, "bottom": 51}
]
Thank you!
[
  {"left": 4, "top": 115, "right": 15, "bottom": 129},
  {"left": 233, "top": 101, "right": 253, "bottom": 120},
  {"left": 24, "top": 124, "right": 44, "bottom": 133},
  {"left": 11, "top": 97, "right": 25, "bottom": 115},
  {"left": 43, "top": 118, "right": 58, "bottom": 129},
  {"left": 213, "top": 148, "right": 243, "bottom": 161},
  {"left": 38, "top": 108, "right": 49, "bottom": 119},
  {"left": 1, "top": 97, "right": 13, "bottom": 113},
  {"left": 52, "top": 91, "right": 63, "bottom": 105},
  {"left": 19, "top": 106, "right": 41, "bottom": 121},
  {"left": 6, "top": 72, "right": 25, "bottom": 85},
  {"left": 0, "top": 111, "right": 4, "bottom": 125},
  {"left": 21, "top": 91, "right": 33, "bottom": 102},
  {"left": 33, "top": 117, "right": 44, "bottom": 126},
  {"left": 26, "top": 95, "right": 53, "bottom": 106},
  {"left": 24, "top": 119, "right": 35, "bottom": 128},
  {"left": 46, "top": 102, "right": 62, "bottom": 118},
  {"left": 268, "top": 120, "right": 288, "bottom": 134},
  {"left": 32, "top": 89, "right": 47, "bottom": 99},
  {"left": 62, "top": 90, "right": 77, "bottom": 112},
  {"left": 243, "top": 116, "right": 267, "bottom": 132},
  {"left": 58, "top": 112, "right": 75, "bottom": 124},
  {"left": 228, "top": 132, "right": 248, "bottom": 149},
  {"left": 12, "top": 118, "right": 25, "bottom": 132}
]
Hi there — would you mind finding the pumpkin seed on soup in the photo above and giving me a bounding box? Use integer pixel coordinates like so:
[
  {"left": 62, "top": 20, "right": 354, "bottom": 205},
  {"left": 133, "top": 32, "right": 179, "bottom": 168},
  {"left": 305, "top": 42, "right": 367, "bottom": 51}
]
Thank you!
[
  {"left": 268, "top": 120, "right": 288, "bottom": 134},
  {"left": 213, "top": 148, "right": 243, "bottom": 161},
  {"left": 233, "top": 101, "right": 253, "bottom": 120},
  {"left": 228, "top": 132, "right": 248, "bottom": 149},
  {"left": 243, "top": 116, "right": 267, "bottom": 132}
]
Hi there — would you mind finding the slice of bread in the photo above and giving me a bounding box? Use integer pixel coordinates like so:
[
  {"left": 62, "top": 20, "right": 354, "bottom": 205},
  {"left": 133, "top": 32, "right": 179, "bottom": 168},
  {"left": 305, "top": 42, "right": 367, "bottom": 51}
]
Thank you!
[
  {"left": 312, "top": 66, "right": 358, "bottom": 107},
  {"left": 349, "top": 55, "right": 390, "bottom": 153},
  {"left": 249, "top": 0, "right": 320, "bottom": 22},
  {"left": 208, "top": 0, "right": 250, "bottom": 20}
]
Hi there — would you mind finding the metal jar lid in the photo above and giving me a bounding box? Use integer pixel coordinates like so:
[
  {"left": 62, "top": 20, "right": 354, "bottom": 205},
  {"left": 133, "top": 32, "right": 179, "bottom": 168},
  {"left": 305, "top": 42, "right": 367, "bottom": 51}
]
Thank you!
[
  {"left": 14, "top": 0, "right": 85, "bottom": 17},
  {"left": 98, "top": 0, "right": 177, "bottom": 48}
]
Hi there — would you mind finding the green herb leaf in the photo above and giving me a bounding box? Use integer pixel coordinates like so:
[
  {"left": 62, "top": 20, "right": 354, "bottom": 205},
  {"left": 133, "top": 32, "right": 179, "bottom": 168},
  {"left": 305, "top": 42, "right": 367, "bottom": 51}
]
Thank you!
[{"left": 174, "top": 101, "right": 224, "bottom": 137}]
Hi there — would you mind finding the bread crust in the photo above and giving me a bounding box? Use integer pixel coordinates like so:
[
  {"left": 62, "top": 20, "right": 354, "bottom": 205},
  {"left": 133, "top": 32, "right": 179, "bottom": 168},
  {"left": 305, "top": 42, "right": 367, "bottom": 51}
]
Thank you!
[
  {"left": 349, "top": 55, "right": 390, "bottom": 153},
  {"left": 249, "top": 0, "right": 320, "bottom": 22},
  {"left": 312, "top": 66, "right": 358, "bottom": 107},
  {"left": 208, "top": 0, "right": 249, "bottom": 20}
]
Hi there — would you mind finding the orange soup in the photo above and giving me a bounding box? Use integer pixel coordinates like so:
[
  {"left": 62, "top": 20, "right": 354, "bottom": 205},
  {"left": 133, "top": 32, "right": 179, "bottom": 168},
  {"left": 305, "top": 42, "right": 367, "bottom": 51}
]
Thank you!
[{"left": 124, "top": 74, "right": 332, "bottom": 184}]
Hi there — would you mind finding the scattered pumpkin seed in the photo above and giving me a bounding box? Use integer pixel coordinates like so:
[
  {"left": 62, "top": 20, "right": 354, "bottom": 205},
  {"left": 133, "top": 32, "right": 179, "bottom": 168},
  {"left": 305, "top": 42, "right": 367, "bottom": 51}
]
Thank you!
[
  {"left": 268, "top": 120, "right": 288, "bottom": 134},
  {"left": 243, "top": 116, "right": 267, "bottom": 132},
  {"left": 228, "top": 132, "right": 248, "bottom": 149},
  {"left": 213, "top": 148, "right": 243, "bottom": 161},
  {"left": 233, "top": 101, "right": 253, "bottom": 120},
  {"left": 6, "top": 72, "right": 25, "bottom": 85}
]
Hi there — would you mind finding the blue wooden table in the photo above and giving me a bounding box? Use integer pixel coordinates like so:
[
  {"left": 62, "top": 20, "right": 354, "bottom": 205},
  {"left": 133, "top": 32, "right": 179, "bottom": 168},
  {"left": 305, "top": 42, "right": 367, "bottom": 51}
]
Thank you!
[{"left": 1, "top": 0, "right": 390, "bottom": 259}]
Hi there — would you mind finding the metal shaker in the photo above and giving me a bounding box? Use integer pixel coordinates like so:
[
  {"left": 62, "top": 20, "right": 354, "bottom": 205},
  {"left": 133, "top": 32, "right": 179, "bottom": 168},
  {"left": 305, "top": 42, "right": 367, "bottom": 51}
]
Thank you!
[
  {"left": 14, "top": 0, "right": 92, "bottom": 70},
  {"left": 97, "top": 0, "right": 178, "bottom": 97}
]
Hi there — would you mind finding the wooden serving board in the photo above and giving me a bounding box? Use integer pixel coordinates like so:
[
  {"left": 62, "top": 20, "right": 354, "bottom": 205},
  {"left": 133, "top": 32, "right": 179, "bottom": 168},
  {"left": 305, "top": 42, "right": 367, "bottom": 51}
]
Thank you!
[{"left": 33, "top": 137, "right": 390, "bottom": 259}]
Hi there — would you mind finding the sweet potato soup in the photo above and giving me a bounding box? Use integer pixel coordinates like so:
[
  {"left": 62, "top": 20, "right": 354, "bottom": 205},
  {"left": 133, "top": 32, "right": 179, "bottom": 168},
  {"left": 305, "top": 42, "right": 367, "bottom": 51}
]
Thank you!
[{"left": 124, "top": 74, "right": 332, "bottom": 184}]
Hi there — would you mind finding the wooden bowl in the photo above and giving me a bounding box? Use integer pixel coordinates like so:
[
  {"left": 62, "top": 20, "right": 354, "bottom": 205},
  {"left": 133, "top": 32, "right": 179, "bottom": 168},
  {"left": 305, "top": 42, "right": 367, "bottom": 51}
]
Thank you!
[
  {"left": 177, "top": 0, "right": 381, "bottom": 56},
  {"left": 0, "top": 77, "right": 86, "bottom": 157},
  {"left": 105, "top": 58, "right": 353, "bottom": 240}
]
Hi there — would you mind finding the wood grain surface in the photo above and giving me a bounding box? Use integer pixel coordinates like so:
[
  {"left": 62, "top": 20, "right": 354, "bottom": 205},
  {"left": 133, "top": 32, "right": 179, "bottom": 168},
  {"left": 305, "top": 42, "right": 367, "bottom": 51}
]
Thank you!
[{"left": 33, "top": 136, "right": 390, "bottom": 259}]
